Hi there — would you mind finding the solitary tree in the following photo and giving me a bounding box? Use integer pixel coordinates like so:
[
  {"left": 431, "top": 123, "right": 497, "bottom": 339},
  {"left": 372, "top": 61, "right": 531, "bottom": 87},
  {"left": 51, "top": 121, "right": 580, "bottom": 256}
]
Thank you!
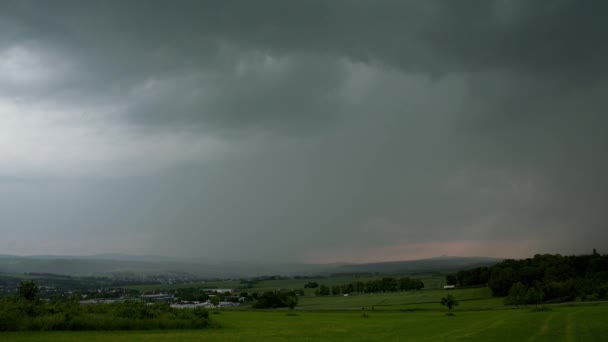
[
  {"left": 440, "top": 293, "right": 459, "bottom": 314},
  {"left": 286, "top": 295, "right": 298, "bottom": 310},
  {"left": 209, "top": 295, "right": 220, "bottom": 307}
]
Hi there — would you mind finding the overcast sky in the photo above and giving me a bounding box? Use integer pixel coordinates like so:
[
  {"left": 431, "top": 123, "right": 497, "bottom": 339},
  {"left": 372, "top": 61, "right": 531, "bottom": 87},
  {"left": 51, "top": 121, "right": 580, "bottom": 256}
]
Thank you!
[{"left": 1, "top": 0, "right": 607, "bottom": 263}]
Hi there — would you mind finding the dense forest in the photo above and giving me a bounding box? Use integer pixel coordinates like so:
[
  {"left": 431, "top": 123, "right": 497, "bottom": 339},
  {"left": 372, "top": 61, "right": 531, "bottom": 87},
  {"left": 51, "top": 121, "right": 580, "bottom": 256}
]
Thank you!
[{"left": 446, "top": 251, "right": 608, "bottom": 304}]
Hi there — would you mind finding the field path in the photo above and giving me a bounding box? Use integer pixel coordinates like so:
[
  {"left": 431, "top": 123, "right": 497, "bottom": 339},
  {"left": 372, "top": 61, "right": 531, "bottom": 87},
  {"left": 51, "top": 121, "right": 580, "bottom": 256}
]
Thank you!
[{"left": 527, "top": 312, "right": 555, "bottom": 341}]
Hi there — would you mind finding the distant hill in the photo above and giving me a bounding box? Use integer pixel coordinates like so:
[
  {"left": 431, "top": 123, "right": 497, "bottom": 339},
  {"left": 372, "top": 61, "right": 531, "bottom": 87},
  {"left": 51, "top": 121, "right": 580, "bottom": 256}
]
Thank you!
[
  {"left": 0, "top": 255, "right": 227, "bottom": 278},
  {"left": 332, "top": 256, "right": 503, "bottom": 274},
  {"left": 0, "top": 255, "right": 501, "bottom": 279},
  {"left": 0, "top": 255, "right": 338, "bottom": 278}
]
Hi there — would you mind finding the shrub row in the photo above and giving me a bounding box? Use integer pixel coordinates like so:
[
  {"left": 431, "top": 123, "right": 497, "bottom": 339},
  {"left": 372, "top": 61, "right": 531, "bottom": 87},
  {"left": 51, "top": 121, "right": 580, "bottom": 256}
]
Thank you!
[{"left": 0, "top": 297, "right": 213, "bottom": 331}]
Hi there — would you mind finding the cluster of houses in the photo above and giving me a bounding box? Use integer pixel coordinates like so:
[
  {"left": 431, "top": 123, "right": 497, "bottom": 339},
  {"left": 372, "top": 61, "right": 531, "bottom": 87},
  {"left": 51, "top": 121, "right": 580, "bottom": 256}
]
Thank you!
[
  {"left": 141, "top": 290, "right": 243, "bottom": 309},
  {"left": 170, "top": 300, "right": 240, "bottom": 309}
]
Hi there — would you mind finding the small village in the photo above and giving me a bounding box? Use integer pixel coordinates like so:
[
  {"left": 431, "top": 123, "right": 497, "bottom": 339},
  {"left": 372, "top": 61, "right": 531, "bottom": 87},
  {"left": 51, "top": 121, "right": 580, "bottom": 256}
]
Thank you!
[
  {"left": 78, "top": 296, "right": 242, "bottom": 309},
  {"left": 78, "top": 288, "right": 246, "bottom": 309}
]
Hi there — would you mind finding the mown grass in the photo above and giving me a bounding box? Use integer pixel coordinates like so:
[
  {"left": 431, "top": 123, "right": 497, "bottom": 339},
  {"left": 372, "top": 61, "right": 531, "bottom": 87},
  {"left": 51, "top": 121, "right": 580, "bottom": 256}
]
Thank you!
[{"left": 4, "top": 304, "right": 608, "bottom": 341}]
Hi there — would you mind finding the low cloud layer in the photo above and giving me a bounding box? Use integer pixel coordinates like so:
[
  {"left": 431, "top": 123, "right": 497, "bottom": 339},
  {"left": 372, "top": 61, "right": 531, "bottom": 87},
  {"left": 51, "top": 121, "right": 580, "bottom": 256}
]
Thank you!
[{"left": 1, "top": 1, "right": 607, "bottom": 262}]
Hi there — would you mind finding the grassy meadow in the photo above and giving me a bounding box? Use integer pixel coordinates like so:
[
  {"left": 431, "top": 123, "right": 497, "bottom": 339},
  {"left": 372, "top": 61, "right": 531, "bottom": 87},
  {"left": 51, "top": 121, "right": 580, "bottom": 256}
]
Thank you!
[
  {"left": 297, "top": 287, "right": 498, "bottom": 310},
  {"left": 4, "top": 285, "right": 608, "bottom": 341},
  {"left": 5, "top": 267, "right": 606, "bottom": 340},
  {"left": 4, "top": 303, "right": 608, "bottom": 341}
]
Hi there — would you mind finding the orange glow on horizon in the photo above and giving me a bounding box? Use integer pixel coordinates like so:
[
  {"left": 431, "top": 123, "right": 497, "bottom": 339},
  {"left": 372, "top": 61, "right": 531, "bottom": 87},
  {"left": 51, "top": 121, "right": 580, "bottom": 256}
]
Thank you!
[{"left": 301, "top": 239, "right": 545, "bottom": 264}]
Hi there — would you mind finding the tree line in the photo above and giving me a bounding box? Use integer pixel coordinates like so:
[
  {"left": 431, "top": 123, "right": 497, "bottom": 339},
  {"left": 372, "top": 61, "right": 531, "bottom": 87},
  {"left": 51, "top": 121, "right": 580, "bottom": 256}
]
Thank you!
[
  {"left": 315, "top": 277, "right": 424, "bottom": 296},
  {"left": 252, "top": 290, "right": 299, "bottom": 309},
  {"left": 446, "top": 251, "right": 608, "bottom": 304}
]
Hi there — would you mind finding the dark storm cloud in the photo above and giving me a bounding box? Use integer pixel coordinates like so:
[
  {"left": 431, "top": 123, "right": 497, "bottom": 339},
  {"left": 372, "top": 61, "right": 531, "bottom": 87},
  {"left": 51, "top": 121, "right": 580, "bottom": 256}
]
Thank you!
[
  {"left": 1, "top": 0, "right": 607, "bottom": 261},
  {"left": 124, "top": 55, "right": 348, "bottom": 131},
  {"left": 4, "top": 0, "right": 607, "bottom": 128}
]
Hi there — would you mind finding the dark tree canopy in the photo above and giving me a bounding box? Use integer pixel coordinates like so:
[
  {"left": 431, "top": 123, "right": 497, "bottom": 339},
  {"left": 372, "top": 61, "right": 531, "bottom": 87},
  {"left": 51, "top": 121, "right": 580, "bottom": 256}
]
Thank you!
[
  {"left": 17, "top": 281, "right": 40, "bottom": 302},
  {"left": 253, "top": 291, "right": 299, "bottom": 309},
  {"left": 446, "top": 252, "right": 608, "bottom": 303},
  {"left": 440, "top": 293, "right": 459, "bottom": 313},
  {"left": 315, "top": 277, "right": 423, "bottom": 296}
]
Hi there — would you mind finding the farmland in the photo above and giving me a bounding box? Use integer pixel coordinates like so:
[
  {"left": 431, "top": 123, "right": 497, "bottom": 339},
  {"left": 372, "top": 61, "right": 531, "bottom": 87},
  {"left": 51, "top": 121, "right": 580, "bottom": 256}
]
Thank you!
[
  {"left": 4, "top": 254, "right": 608, "bottom": 340},
  {"left": 297, "top": 287, "right": 501, "bottom": 310},
  {"left": 122, "top": 273, "right": 445, "bottom": 294},
  {"left": 4, "top": 284, "right": 608, "bottom": 341},
  {"left": 4, "top": 303, "right": 608, "bottom": 341}
]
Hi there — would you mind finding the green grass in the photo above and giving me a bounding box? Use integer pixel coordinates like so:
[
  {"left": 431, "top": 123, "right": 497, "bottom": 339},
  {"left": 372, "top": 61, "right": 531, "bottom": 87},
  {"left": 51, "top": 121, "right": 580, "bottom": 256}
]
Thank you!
[
  {"left": 4, "top": 304, "right": 608, "bottom": 341},
  {"left": 297, "top": 287, "right": 495, "bottom": 310}
]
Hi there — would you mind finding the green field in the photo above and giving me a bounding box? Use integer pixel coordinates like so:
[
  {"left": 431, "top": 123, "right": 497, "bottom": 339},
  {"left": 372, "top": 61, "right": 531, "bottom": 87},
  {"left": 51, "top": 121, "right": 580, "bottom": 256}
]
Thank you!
[
  {"left": 122, "top": 273, "right": 445, "bottom": 294},
  {"left": 297, "top": 287, "right": 497, "bottom": 311},
  {"left": 4, "top": 304, "right": 608, "bottom": 341},
  {"left": 3, "top": 287, "right": 607, "bottom": 340}
]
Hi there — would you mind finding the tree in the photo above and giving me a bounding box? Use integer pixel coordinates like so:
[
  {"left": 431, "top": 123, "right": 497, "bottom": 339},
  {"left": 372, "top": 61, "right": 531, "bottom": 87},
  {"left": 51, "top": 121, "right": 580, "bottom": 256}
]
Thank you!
[
  {"left": 446, "top": 274, "right": 457, "bottom": 286},
  {"left": 252, "top": 291, "right": 294, "bottom": 309},
  {"left": 209, "top": 295, "right": 220, "bottom": 307},
  {"left": 489, "top": 266, "right": 517, "bottom": 296},
  {"left": 315, "top": 285, "right": 330, "bottom": 296},
  {"left": 17, "top": 280, "right": 40, "bottom": 302},
  {"left": 440, "top": 293, "right": 459, "bottom": 314},
  {"left": 526, "top": 287, "right": 545, "bottom": 307},
  {"left": 505, "top": 282, "right": 527, "bottom": 306},
  {"left": 304, "top": 281, "right": 319, "bottom": 288},
  {"left": 331, "top": 285, "right": 341, "bottom": 296},
  {"left": 286, "top": 295, "right": 298, "bottom": 310}
]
